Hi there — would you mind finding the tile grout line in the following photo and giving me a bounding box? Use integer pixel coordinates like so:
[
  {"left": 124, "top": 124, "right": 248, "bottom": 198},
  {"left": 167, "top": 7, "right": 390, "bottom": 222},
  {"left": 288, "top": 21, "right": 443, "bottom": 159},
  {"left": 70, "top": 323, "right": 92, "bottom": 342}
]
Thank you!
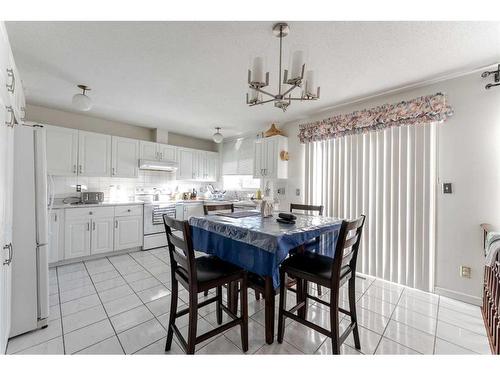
[
  {"left": 432, "top": 295, "right": 441, "bottom": 354},
  {"left": 81, "top": 260, "right": 126, "bottom": 354},
  {"left": 371, "top": 284, "right": 406, "bottom": 354},
  {"left": 56, "top": 267, "right": 67, "bottom": 354}
]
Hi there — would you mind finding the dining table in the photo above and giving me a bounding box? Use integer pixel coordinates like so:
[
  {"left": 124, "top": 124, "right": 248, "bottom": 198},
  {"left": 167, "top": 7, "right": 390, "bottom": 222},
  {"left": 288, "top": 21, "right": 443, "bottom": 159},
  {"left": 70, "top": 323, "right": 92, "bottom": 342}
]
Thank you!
[{"left": 189, "top": 210, "right": 342, "bottom": 344}]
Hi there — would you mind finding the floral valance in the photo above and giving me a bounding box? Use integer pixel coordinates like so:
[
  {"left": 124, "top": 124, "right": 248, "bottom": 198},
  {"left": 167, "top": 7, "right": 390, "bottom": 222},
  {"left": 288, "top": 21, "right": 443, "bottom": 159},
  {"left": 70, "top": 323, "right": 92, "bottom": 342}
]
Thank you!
[{"left": 298, "top": 92, "right": 453, "bottom": 143}]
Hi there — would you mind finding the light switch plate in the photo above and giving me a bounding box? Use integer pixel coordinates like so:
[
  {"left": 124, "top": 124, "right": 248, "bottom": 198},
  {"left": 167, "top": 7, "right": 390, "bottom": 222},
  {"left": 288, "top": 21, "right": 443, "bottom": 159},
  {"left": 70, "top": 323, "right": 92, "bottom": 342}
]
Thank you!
[
  {"left": 443, "top": 182, "right": 452, "bottom": 194},
  {"left": 295, "top": 188, "right": 300, "bottom": 196},
  {"left": 76, "top": 184, "right": 81, "bottom": 192},
  {"left": 460, "top": 266, "right": 471, "bottom": 278}
]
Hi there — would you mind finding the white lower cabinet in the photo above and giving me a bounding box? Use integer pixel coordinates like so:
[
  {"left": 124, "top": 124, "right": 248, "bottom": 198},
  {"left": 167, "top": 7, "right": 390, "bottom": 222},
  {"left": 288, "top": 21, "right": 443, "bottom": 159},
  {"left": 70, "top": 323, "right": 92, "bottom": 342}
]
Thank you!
[
  {"left": 54, "top": 204, "right": 143, "bottom": 263},
  {"left": 114, "top": 215, "right": 143, "bottom": 251},
  {"left": 91, "top": 216, "right": 115, "bottom": 255},
  {"left": 64, "top": 216, "right": 91, "bottom": 260},
  {"left": 48, "top": 211, "right": 64, "bottom": 264}
]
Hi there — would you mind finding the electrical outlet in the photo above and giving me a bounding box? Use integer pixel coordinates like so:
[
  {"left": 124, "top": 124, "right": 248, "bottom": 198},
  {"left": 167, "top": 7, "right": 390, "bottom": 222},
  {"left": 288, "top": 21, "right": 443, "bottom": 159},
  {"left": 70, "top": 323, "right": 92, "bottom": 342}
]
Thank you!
[
  {"left": 76, "top": 184, "right": 81, "bottom": 192},
  {"left": 460, "top": 266, "right": 471, "bottom": 278},
  {"left": 277, "top": 187, "right": 285, "bottom": 195},
  {"left": 295, "top": 188, "right": 300, "bottom": 196}
]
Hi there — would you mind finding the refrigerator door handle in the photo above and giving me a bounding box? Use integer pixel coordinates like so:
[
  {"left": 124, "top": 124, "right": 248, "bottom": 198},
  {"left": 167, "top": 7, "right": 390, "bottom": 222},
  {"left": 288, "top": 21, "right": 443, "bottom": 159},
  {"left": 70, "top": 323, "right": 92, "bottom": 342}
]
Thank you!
[{"left": 3, "top": 243, "right": 12, "bottom": 265}]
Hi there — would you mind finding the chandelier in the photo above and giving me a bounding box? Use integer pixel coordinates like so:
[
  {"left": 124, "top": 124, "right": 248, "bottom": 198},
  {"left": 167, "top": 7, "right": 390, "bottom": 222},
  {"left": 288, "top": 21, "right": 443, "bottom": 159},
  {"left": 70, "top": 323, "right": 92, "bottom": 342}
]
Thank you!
[{"left": 246, "top": 22, "right": 320, "bottom": 112}]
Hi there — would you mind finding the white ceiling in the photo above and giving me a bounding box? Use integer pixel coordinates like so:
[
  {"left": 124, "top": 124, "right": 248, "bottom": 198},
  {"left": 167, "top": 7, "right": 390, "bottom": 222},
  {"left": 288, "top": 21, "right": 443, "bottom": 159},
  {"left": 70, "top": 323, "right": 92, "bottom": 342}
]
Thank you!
[{"left": 5, "top": 21, "right": 500, "bottom": 139}]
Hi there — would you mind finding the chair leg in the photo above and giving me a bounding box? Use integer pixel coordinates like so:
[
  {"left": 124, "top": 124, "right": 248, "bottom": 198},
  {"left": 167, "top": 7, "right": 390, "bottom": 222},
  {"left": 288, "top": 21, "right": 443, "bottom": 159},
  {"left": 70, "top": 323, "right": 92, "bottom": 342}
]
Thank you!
[
  {"left": 330, "top": 289, "right": 341, "bottom": 355},
  {"left": 216, "top": 286, "right": 223, "bottom": 325},
  {"left": 277, "top": 269, "right": 287, "bottom": 343},
  {"left": 240, "top": 278, "right": 249, "bottom": 352},
  {"left": 165, "top": 278, "right": 178, "bottom": 352},
  {"left": 186, "top": 290, "right": 198, "bottom": 354},
  {"left": 348, "top": 277, "right": 361, "bottom": 349}
]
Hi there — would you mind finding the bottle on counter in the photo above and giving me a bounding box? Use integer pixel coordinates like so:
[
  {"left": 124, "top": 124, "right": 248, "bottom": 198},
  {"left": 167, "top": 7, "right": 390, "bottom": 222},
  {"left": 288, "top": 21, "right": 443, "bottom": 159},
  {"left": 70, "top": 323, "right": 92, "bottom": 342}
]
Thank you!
[{"left": 256, "top": 189, "right": 262, "bottom": 200}]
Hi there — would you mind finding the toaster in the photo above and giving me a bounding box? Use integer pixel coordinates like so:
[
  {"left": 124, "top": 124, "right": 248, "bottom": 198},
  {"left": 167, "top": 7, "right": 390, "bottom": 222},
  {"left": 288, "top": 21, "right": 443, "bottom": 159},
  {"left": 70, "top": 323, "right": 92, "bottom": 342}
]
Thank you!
[{"left": 81, "top": 192, "right": 104, "bottom": 204}]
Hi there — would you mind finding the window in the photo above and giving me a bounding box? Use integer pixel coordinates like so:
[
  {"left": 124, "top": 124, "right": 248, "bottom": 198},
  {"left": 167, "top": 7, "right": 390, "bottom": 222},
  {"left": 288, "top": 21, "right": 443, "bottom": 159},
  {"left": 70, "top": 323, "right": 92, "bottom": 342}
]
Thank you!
[{"left": 222, "top": 175, "right": 260, "bottom": 190}]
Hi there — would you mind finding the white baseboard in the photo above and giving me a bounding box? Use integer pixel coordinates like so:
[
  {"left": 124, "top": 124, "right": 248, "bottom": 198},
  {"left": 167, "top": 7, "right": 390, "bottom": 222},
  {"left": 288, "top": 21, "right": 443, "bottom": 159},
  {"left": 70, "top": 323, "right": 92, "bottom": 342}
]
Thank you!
[{"left": 434, "top": 286, "right": 482, "bottom": 306}]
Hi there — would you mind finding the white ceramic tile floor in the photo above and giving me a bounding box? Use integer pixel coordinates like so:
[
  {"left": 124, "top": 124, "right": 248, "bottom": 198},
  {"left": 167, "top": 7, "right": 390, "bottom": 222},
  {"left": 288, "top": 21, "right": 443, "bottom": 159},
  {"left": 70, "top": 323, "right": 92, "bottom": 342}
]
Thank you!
[{"left": 6, "top": 249, "right": 492, "bottom": 355}]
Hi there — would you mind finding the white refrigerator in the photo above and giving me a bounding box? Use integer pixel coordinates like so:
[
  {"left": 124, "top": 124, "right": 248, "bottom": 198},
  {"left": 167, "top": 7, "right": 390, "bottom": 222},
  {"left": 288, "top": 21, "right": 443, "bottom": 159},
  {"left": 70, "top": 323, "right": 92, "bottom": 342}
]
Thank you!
[{"left": 10, "top": 125, "right": 49, "bottom": 337}]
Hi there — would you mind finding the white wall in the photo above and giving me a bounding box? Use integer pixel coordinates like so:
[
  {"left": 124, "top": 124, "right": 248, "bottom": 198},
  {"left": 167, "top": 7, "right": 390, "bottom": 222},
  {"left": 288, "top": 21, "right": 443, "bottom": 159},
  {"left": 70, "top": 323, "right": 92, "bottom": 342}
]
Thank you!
[
  {"left": 26, "top": 104, "right": 217, "bottom": 151},
  {"left": 282, "top": 71, "right": 500, "bottom": 304}
]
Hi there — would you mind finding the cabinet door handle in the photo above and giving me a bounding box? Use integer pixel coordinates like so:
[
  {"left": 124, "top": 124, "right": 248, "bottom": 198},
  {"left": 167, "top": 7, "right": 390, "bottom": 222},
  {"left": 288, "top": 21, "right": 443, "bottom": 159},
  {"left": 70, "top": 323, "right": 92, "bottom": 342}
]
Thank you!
[
  {"left": 160, "top": 152, "right": 163, "bottom": 160},
  {"left": 6, "top": 68, "right": 15, "bottom": 93},
  {"left": 5, "top": 106, "right": 15, "bottom": 127},
  {"left": 112, "top": 167, "right": 115, "bottom": 176},
  {"left": 3, "top": 243, "right": 13, "bottom": 265},
  {"left": 115, "top": 220, "right": 118, "bottom": 229},
  {"left": 73, "top": 165, "right": 77, "bottom": 174},
  {"left": 92, "top": 221, "right": 96, "bottom": 231},
  {"left": 87, "top": 222, "right": 90, "bottom": 231},
  {"left": 54, "top": 213, "right": 57, "bottom": 222},
  {"left": 79, "top": 165, "right": 83, "bottom": 174}
]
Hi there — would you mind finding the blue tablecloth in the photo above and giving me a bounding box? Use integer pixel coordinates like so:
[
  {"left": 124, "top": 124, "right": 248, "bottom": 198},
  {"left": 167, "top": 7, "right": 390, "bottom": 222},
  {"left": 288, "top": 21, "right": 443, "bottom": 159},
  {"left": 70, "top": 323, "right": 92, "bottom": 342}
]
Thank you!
[{"left": 189, "top": 212, "right": 342, "bottom": 288}]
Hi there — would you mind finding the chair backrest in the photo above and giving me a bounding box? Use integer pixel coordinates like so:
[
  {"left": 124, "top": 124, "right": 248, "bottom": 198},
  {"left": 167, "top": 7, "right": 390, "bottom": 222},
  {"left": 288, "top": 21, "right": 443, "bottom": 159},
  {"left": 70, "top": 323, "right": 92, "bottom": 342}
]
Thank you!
[
  {"left": 290, "top": 203, "right": 324, "bottom": 216},
  {"left": 163, "top": 215, "right": 197, "bottom": 284},
  {"left": 331, "top": 215, "right": 366, "bottom": 286},
  {"left": 204, "top": 203, "right": 234, "bottom": 215}
]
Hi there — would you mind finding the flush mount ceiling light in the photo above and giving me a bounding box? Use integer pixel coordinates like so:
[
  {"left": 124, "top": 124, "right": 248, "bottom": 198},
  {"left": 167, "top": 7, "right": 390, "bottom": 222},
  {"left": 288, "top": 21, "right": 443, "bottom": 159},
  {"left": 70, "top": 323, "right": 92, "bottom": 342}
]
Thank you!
[
  {"left": 246, "top": 22, "right": 321, "bottom": 112},
  {"left": 212, "top": 127, "right": 223, "bottom": 143},
  {"left": 72, "top": 84, "right": 92, "bottom": 111}
]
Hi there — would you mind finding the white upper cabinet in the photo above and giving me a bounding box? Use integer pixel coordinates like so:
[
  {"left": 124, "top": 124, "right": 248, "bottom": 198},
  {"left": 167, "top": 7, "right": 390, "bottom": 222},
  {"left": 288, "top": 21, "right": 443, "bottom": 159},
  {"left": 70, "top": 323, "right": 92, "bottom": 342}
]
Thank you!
[
  {"left": 253, "top": 135, "right": 288, "bottom": 179},
  {"left": 139, "top": 141, "right": 159, "bottom": 160},
  {"left": 112, "top": 136, "right": 139, "bottom": 178},
  {"left": 139, "top": 141, "right": 177, "bottom": 162},
  {"left": 158, "top": 144, "right": 176, "bottom": 161},
  {"left": 46, "top": 125, "right": 79, "bottom": 176},
  {"left": 206, "top": 152, "right": 218, "bottom": 181},
  {"left": 78, "top": 131, "right": 111, "bottom": 177},
  {"left": 177, "top": 148, "right": 194, "bottom": 180},
  {"left": 223, "top": 138, "right": 254, "bottom": 175}
]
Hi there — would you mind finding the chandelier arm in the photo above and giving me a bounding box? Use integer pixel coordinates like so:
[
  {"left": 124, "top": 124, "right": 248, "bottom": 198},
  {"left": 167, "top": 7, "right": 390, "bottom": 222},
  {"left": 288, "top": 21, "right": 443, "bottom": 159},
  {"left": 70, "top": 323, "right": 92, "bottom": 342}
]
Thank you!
[
  {"left": 249, "top": 98, "right": 276, "bottom": 106},
  {"left": 289, "top": 97, "right": 318, "bottom": 101},
  {"left": 252, "top": 87, "right": 277, "bottom": 98},
  {"left": 281, "top": 84, "right": 299, "bottom": 97}
]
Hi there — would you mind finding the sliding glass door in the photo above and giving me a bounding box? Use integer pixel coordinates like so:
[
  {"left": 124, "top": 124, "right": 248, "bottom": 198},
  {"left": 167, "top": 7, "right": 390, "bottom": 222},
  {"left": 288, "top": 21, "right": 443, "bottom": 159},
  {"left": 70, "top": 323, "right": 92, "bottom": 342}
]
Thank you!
[{"left": 305, "top": 123, "right": 437, "bottom": 291}]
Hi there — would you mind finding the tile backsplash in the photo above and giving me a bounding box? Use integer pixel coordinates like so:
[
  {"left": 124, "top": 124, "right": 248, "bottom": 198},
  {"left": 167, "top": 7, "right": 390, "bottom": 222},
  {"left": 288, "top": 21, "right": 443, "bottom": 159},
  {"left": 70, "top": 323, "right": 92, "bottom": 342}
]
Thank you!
[{"left": 48, "top": 170, "right": 219, "bottom": 202}]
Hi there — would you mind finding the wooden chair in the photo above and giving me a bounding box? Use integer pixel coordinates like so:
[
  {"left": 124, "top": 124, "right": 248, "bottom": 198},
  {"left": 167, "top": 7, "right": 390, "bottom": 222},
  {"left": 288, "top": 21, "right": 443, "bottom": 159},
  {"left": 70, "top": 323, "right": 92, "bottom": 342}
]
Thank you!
[
  {"left": 203, "top": 203, "right": 234, "bottom": 215},
  {"left": 277, "top": 215, "right": 366, "bottom": 354},
  {"left": 202, "top": 203, "right": 235, "bottom": 298},
  {"left": 290, "top": 203, "right": 324, "bottom": 296},
  {"left": 162, "top": 215, "right": 248, "bottom": 354}
]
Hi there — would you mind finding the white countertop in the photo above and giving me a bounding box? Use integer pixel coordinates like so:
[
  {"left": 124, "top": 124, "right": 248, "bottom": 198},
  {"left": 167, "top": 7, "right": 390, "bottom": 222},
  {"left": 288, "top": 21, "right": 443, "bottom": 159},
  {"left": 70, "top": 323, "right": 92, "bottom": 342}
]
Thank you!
[
  {"left": 50, "top": 199, "right": 258, "bottom": 210},
  {"left": 50, "top": 201, "right": 145, "bottom": 209}
]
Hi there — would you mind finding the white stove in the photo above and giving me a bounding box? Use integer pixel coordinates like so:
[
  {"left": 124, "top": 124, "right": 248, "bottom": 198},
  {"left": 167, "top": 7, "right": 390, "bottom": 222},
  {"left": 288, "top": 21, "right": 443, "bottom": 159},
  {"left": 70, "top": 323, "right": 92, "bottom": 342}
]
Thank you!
[{"left": 143, "top": 201, "right": 176, "bottom": 250}]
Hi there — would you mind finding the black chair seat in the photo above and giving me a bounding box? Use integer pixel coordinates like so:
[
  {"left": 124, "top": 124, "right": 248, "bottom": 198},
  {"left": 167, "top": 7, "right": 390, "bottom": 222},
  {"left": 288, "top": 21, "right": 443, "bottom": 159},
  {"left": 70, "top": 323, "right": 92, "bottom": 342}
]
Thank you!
[
  {"left": 176, "top": 255, "right": 244, "bottom": 286},
  {"left": 281, "top": 251, "right": 351, "bottom": 286}
]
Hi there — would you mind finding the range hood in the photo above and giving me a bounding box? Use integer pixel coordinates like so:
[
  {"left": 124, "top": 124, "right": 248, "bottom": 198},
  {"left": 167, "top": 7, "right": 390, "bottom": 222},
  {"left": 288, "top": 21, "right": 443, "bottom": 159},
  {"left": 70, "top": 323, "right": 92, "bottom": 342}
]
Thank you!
[{"left": 139, "top": 159, "right": 178, "bottom": 172}]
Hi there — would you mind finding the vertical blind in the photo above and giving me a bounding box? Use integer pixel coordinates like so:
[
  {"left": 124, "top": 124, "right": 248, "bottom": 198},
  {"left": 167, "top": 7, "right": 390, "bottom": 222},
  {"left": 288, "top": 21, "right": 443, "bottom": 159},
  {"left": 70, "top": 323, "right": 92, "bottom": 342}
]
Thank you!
[{"left": 305, "top": 123, "right": 437, "bottom": 291}]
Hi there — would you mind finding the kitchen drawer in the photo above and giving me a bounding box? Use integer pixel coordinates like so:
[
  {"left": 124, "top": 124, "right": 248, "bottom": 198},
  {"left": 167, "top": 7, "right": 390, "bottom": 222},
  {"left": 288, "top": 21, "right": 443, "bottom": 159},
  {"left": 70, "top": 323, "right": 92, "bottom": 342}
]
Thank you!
[
  {"left": 114, "top": 204, "right": 143, "bottom": 217},
  {"left": 65, "top": 206, "right": 115, "bottom": 219}
]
